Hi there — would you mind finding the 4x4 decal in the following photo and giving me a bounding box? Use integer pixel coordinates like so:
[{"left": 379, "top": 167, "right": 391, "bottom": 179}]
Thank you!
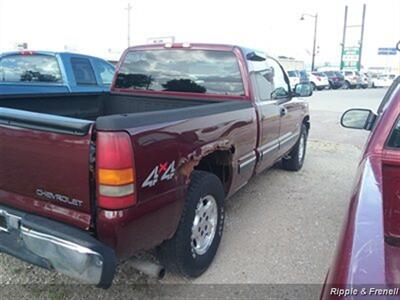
[{"left": 142, "top": 161, "right": 176, "bottom": 188}]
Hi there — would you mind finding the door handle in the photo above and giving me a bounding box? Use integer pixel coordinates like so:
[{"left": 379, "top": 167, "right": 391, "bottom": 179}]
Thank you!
[{"left": 280, "top": 107, "right": 287, "bottom": 116}]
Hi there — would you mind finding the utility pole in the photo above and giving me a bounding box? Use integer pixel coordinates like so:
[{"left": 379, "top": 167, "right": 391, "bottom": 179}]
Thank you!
[
  {"left": 358, "top": 4, "right": 366, "bottom": 71},
  {"left": 126, "top": 2, "right": 132, "bottom": 47},
  {"left": 340, "top": 6, "right": 348, "bottom": 70},
  {"left": 311, "top": 14, "right": 318, "bottom": 72}
]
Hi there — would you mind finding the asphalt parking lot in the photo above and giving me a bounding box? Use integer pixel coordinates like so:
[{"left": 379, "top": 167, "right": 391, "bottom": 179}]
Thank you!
[{"left": 0, "top": 88, "right": 388, "bottom": 299}]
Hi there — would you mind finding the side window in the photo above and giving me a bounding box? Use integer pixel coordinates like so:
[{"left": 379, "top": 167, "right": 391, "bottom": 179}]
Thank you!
[
  {"left": 71, "top": 57, "right": 97, "bottom": 85},
  {"left": 249, "top": 60, "right": 273, "bottom": 101},
  {"left": 388, "top": 118, "right": 400, "bottom": 148},
  {"left": 250, "top": 60, "right": 274, "bottom": 101},
  {"left": 267, "top": 58, "right": 290, "bottom": 99},
  {"left": 94, "top": 60, "right": 115, "bottom": 85}
]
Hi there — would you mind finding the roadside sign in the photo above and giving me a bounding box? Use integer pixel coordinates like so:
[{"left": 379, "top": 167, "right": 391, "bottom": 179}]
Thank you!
[
  {"left": 378, "top": 47, "right": 397, "bottom": 55},
  {"left": 147, "top": 36, "right": 175, "bottom": 44},
  {"left": 341, "top": 47, "right": 360, "bottom": 70}
]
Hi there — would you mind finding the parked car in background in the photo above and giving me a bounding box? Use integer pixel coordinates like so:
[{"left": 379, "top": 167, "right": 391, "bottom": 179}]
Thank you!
[
  {"left": 321, "top": 77, "right": 400, "bottom": 299},
  {"left": 287, "top": 70, "right": 300, "bottom": 90},
  {"left": 341, "top": 70, "right": 362, "bottom": 89},
  {"left": 0, "top": 43, "right": 312, "bottom": 287},
  {"left": 0, "top": 51, "right": 115, "bottom": 95},
  {"left": 323, "top": 71, "right": 345, "bottom": 89},
  {"left": 360, "top": 72, "right": 373, "bottom": 89},
  {"left": 309, "top": 71, "right": 330, "bottom": 90},
  {"left": 298, "top": 70, "right": 310, "bottom": 84},
  {"left": 372, "top": 74, "right": 397, "bottom": 88}
]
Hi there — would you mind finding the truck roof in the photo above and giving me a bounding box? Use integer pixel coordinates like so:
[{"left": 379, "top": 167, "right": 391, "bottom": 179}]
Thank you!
[
  {"left": 126, "top": 43, "right": 267, "bottom": 58},
  {"left": 0, "top": 50, "right": 108, "bottom": 61}
]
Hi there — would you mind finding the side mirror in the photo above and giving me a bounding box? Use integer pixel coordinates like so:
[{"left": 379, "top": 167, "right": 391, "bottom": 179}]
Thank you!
[
  {"left": 341, "top": 109, "right": 377, "bottom": 130},
  {"left": 294, "top": 83, "right": 313, "bottom": 97}
]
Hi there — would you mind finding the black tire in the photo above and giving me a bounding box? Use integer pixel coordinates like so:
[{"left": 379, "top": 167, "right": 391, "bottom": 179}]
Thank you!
[
  {"left": 158, "top": 170, "right": 225, "bottom": 278},
  {"left": 311, "top": 82, "right": 316, "bottom": 91},
  {"left": 342, "top": 81, "right": 350, "bottom": 89},
  {"left": 281, "top": 124, "right": 308, "bottom": 171}
]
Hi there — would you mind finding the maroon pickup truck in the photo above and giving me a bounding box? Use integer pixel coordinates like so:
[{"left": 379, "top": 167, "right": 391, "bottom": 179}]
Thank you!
[{"left": 0, "top": 43, "right": 311, "bottom": 287}]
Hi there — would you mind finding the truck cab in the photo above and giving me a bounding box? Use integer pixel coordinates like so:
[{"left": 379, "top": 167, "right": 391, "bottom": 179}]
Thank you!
[{"left": 0, "top": 51, "right": 115, "bottom": 95}]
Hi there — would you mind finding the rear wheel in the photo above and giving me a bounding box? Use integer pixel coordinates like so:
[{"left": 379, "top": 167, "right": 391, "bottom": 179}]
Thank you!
[
  {"left": 282, "top": 124, "right": 308, "bottom": 171},
  {"left": 342, "top": 81, "right": 350, "bottom": 89},
  {"left": 311, "top": 82, "right": 316, "bottom": 91},
  {"left": 158, "top": 171, "right": 225, "bottom": 278}
]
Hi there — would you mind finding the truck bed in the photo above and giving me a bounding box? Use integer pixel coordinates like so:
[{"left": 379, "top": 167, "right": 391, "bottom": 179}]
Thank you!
[{"left": 0, "top": 93, "right": 250, "bottom": 133}]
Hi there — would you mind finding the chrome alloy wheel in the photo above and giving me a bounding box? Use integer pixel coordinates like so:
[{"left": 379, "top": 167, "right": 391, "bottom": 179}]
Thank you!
[
  {"left": 191, "top": 195, "right": 218, "bottom": 256},
  {"left": 298, "top": 133, "right": 306, "bottom": 164}
]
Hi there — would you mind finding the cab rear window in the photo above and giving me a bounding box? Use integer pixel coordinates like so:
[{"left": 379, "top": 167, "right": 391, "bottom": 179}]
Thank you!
[
  {"left": 0, "top": 54, "right": 62, "bottom": 83},
  {"left": 115, "top": 50, "right": 245, "bottom": 96}
]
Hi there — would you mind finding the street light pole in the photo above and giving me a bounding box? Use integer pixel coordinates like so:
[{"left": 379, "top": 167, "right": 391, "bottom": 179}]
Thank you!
[
  {"left": 301, "top": 13, "right": 318, "bottom": 71},
  {"left": 311, "top": 14, "right": 318, "bottom": 72},
  {"left": 340, "top": 6, "right": 348, "bottom": 70}
]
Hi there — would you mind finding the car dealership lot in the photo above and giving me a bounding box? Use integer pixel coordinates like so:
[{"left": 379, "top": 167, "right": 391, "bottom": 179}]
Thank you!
[{"left": 0, "top": 88, "right": 388, "bottom": 298}]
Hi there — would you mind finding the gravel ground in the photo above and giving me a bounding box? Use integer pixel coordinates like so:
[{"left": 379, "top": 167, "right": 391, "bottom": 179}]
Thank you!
[{"left": 0, "top": 89, "right": 387, "bottom": 299}]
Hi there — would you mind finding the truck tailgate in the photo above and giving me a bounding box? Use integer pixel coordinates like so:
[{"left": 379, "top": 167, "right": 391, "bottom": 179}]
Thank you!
[{"left": 0, "top": 108, "right": 94, "bottom": 230}]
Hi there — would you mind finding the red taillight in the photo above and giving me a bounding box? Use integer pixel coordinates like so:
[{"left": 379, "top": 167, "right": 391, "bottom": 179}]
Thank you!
[{"left": 96, "top": 132, "right": 136, "bottom": 210}]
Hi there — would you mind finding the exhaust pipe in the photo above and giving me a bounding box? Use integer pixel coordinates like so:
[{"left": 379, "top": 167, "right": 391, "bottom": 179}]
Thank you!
[{"left": 130, "top": 258, "right": 166, "bottom": 279}]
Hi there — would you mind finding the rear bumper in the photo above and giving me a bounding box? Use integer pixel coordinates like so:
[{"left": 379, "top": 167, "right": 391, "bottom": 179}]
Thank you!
[
  {"left": 0, "top": 205, "right": 116, "bottom": 288},
  {"left": 315, "top": 83, "right": 329, "bottom": 89}
]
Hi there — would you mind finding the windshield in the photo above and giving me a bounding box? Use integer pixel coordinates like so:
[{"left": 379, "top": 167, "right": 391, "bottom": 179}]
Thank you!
[
  {"left": 0, "top": 54, "right": 62, "bottom": 83},
  {"left": 115, "top": 49, "right": 245, "bottom": 96}
]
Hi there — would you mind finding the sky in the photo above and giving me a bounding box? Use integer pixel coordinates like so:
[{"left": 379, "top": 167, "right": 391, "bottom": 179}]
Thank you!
[{"left": 0, "top": 0, "right": 399, "bottom": 70}]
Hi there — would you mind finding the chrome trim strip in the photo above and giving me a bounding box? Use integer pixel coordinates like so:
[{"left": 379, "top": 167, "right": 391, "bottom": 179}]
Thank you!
[
  {"left": 280, "top": 132, "right": 299, "bottom": 146},
  {"left": 238, "top": 153, "right": 257, "bottom": 173},
  {"left": 239, "top": 151, "right": 256, "bottom": 161},
  {"left": 279, "top": 132, "right": 292, "bottom": 141},
  {"left": 259, "top": 138, "right": 279, "bottom": 152},
  {"left": 261, "top": 143, "right": 279, "bottom": 155},
  {"left": 239, "top": 156, "right": 257, "bottom": 168}
]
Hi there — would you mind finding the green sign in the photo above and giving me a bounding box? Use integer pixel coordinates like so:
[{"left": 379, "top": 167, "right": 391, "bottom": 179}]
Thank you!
[{"left": 341, "top": 47, "right": 360, "bottom": 70}]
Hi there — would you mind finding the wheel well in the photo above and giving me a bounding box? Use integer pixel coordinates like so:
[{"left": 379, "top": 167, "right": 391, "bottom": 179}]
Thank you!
[
  {"left": 194, "top": 150, "right": 232, "bottom": 194},
  {"left": 303, "top": 116, "right": 310, "bottom": 131}
]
